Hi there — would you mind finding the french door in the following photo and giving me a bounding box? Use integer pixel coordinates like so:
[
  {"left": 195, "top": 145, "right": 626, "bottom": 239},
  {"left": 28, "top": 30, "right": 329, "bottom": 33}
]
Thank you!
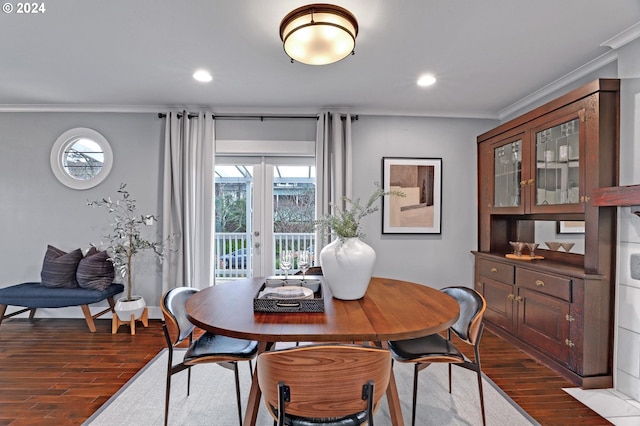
[{"left": 214, "top": 156, "right": 315, "bottom": 281}]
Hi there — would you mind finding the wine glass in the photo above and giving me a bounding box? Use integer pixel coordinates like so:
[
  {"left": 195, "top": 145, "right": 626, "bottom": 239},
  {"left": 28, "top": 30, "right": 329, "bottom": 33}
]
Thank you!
[
  {"left": 298, "top": 250, "right": 311, "bottom": 283},
  {"left": 280, "top": 250, "right": 293, "bottom": 282}
]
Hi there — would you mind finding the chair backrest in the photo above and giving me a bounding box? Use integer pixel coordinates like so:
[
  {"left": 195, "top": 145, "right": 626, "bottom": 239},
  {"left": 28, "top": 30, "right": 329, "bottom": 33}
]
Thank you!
[
  {"left": 257, "top": 344, "right": 391, "bottom": 421},
  {"left": 442, "top": 286, "right": 486, "bottom": 345},
  {"left": 161, "top": 287, "right": 198, "bottom": 346}
]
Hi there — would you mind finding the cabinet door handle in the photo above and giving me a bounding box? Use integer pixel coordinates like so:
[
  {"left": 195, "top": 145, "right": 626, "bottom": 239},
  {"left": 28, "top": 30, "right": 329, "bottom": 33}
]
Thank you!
[
  {"left": 520, "top": 180, "right": 527, "bottom": 187},
  {"left": 565, "top": 339, "right": 575, "bottom": 347},
  {"left": 566, "top": 314, "right": 575, "bottom": 322},
  {"left": 527, "top": 178, "right": 535, "bottom": 185},
  {"left": 507, "top": 294, "right": 515, "bottom": 300},
  {"left": 535, "top": 280, "right": 545, "bottom": 287},
  {"left": 515, "top": 296, "right": 523, "bottom": 302},
  {"left": 490, "top": 267, "right": 498, "bottom": 272}
]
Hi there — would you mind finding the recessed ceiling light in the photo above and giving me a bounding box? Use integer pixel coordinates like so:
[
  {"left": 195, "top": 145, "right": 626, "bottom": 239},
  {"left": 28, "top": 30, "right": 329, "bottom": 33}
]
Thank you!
[
  {"left": 417, "top": 74, "right": 436, "bottom": 87},
  {"left": 193, "top": 69, "right": 212, "bottom": 83}
]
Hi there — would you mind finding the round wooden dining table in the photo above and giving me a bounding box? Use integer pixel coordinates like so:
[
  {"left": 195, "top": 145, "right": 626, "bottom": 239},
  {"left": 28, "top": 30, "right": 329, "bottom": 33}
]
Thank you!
[{"left": 186, "top": 276, "right": 460, "bottom": 426}]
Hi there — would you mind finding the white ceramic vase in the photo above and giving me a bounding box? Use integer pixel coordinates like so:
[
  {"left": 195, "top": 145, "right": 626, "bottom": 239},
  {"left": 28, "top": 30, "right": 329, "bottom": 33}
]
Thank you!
[
  {"left": 319, "top": 237, "right": 376, "bottom": 300},
  {"left": 115, "top": 296, "right": 146, "bottom": 321}
]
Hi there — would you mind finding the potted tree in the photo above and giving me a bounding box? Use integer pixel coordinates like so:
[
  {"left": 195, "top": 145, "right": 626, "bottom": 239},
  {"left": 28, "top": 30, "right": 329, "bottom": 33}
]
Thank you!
[
  {"left": 88, "top": 183, "right": 164, "bottom": 323},
  {"left": 314, "top": 183, "right": 403, "bottom": 300}
]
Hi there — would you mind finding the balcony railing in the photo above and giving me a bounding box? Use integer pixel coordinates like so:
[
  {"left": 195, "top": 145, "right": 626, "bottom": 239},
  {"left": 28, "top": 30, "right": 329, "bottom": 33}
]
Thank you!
[{"left": 215, "top": 232, "right": 315, "bottom": 280}]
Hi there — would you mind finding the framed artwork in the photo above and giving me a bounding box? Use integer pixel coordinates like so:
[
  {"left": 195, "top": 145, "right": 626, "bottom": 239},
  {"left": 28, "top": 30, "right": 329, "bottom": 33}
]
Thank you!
[
  {"left": 557, "top": 220, "right": 585, "bottom": 234},
  {"left": 382, "top": 157, "right": 442, "bottom": 234}
]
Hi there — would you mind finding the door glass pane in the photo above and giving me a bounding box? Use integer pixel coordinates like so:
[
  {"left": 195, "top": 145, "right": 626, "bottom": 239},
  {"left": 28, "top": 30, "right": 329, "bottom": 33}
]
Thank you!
[
  {"left": 493, "top": 140, "right": 521, "bottom": 207},
  {"left": 215, "top": 161, "right": 316, "bottom": 281},
  {"left": 273, "top": 164, "right": 317, "bottom": 275},
  {"left": 535, "top": 118, "right": 579, "bottom": 205},
  {"left": 215, "top": 165, "right": 253, "bottom": 280}
]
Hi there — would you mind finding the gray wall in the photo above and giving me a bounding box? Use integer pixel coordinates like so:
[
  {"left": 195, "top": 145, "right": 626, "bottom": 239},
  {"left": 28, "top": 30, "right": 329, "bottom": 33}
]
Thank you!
[
  {"left": 0, "top": 112, "right": 164, "bottom": 314},
  {"left": 352, "top": 115, "right": 496, "bottom": 287},
  {"left": 1, "top": 111, "right": 495, "bottom": 317}
]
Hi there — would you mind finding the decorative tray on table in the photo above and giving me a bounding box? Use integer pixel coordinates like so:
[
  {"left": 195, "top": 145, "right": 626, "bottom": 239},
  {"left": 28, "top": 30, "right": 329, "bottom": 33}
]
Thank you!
[{"left": 253, "top": 278, "right": 324, "bottom": 313}]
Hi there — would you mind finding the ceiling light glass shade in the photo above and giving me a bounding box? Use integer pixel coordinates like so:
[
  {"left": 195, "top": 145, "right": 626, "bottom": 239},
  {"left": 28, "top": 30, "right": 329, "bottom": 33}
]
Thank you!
[{"left": 280, "top": 4, "right": 358, "bottom": 65}]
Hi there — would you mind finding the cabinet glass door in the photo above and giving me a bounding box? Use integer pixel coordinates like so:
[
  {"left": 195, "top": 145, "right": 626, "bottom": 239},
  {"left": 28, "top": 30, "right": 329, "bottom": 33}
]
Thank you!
[
  {"left": 535, "top": 118, "right": 580, "bottom": 206},
  {"left": 493, "top": 140, "right": 522, "bottom": 208}
]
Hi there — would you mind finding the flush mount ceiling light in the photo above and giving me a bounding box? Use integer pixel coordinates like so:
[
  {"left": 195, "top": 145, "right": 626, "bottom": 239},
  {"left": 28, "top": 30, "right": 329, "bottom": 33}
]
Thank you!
[{"left": 279, "top": 3, "right": 358, "bottom": 65}]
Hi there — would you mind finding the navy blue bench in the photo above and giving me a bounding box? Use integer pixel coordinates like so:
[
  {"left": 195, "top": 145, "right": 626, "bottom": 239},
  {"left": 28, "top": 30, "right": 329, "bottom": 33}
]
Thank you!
[{"left": 0, "top": 282, "right": 124, "bottom": 332}]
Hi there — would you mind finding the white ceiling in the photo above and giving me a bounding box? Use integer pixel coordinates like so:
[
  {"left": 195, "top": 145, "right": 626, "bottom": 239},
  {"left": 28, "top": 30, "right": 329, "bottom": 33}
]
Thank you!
[{"left": 1, "top": 0, "right": 639, "bottom": 118}]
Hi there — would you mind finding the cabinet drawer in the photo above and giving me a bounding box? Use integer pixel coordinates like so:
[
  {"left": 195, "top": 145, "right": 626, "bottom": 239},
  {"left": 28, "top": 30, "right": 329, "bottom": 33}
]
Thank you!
[
  {"left": 516, "top": 269, "right": 572, "bottom": 302},
  {"left": 477, "top": 259, "right": 514, "bottom": 284}
]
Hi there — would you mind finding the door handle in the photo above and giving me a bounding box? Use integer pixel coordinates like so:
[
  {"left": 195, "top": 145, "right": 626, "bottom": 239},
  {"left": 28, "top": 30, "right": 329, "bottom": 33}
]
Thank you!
[{"left": 254, "top": 242, "right": 261, "bottom": 248}]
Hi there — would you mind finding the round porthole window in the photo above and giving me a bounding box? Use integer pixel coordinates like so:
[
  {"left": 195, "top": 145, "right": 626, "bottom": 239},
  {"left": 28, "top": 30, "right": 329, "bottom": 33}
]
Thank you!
[{"left": 50, "top": 128, "right": 113, "bottom": 190}]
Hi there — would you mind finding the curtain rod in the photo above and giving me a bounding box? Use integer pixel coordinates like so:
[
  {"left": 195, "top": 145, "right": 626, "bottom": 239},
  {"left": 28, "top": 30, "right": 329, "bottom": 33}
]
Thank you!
[
  {"left": 157, "top": 113, "right": 358, "bottom": 121},
  {"left": 157, "top": 112, "right": 319, "bottom": 120}
]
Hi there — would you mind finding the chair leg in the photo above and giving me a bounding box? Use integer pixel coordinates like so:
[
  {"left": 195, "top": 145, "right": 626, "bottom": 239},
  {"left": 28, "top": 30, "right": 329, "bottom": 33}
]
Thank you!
[
  {"left": 187, "top": 365, "right": 191, "bottom": 396},
  {"left": 412, "top": 363, "right": 419, "bottom": 426},
  {"left": 165, "top": 363, "right": 173, "bottom": 426},
  {"left": 474, "top": 346, "right": 486, "bottom": 426},
  {"left": 233, "top": 362, "right": 243, "bottom": 426},
  {"left": 448, "top": 363, "right": 452, "bottom": 393}
]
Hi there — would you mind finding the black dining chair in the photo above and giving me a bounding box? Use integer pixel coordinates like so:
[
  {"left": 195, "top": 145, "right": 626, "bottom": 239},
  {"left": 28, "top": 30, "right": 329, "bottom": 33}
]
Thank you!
[
  {"left": 387, "top": 286, "right": 487, "bottom": 426},
  {"left": 257, "top": 344, "right": 391, "bottom": 426},
  {"left": 161, "top": 287, "right": 259, "bottom": 426}
]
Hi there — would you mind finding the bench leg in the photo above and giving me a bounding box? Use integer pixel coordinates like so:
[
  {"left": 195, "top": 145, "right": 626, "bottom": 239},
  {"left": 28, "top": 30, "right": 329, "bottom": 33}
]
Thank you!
[
  {"left": 80, "top": 304, "right": 97, "bottom": 332},
  {"left": 1, "top": 305, "right": 37, "bottom": 327},
  {"left": 0, "top": 304, "right": 6, "bottom": 326}
]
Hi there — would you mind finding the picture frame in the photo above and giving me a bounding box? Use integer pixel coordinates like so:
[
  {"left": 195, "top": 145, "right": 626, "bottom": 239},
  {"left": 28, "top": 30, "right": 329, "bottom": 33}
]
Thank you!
[
  {"left": 557, "top": 220, "right": 585, "bottom": 234},
  {"left": 382, "top": 157, "right": 442, "bottom": 234}
]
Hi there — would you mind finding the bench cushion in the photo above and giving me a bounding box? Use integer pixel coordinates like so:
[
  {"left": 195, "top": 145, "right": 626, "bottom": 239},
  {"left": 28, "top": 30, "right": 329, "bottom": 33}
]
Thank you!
[{"left": 0, "top": 282, "right": 124, "bottom": 308}]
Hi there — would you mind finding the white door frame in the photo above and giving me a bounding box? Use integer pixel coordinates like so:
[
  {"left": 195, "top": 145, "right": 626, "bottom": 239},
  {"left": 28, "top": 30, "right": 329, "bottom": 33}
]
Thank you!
[{"left": 216, "top": 139, "right": 315, "bottom": 278}]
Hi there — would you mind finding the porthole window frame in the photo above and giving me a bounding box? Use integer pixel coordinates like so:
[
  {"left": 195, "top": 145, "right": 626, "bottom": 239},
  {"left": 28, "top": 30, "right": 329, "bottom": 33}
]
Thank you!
[{"left": 50, "top": 127, "right": 113, "bottom": 190}]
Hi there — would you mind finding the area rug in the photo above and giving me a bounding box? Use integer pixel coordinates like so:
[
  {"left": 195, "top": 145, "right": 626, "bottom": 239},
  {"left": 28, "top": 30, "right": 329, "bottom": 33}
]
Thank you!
[{"left": 84, "top": 348, "right": 538, "bottom": 426}]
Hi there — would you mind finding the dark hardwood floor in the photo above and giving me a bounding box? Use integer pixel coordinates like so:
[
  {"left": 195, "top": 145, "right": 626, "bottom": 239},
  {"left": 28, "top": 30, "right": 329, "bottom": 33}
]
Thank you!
[{"left": 0, "top": 317, "right": 610, "bottom": 425}]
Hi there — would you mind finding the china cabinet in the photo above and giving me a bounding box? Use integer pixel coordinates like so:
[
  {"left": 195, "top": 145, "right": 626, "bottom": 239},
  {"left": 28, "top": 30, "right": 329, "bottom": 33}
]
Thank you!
[{"left": 474, "top": 79, "right": 619, "bottom": 388}]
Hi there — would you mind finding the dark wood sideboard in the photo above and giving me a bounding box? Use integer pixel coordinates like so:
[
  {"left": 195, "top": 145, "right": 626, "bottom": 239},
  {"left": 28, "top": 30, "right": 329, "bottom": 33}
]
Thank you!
[{"left": 474, "top": 79, "right": 619, "bottom": 388}]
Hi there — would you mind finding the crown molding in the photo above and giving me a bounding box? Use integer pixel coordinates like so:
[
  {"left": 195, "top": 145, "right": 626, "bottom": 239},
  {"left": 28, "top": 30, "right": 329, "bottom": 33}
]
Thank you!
[
  {"left": 498, "top": 50, "right": 618, "bottom": 120},
  {"left": 601, "top": 22, "right": 640, "bottom": 49},
  {"left": 499, "top": 22, "right": 640, "bottom": 120},
  {"left": 0, "top": 104, "right": 163, "bottom": 113}
]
